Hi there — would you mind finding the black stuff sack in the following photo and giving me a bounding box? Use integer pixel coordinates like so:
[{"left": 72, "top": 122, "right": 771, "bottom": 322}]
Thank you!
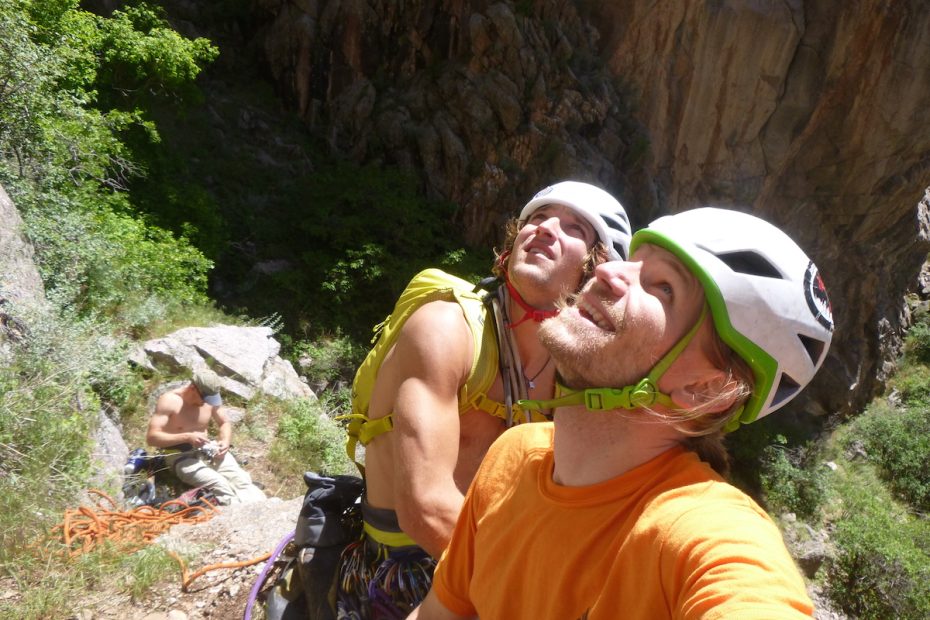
[{"left": 294, "top": 471, "right": 364, "bottom": 620}]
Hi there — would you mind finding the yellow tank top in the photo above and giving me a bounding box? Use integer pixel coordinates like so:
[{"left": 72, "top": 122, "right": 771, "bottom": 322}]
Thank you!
[{"left": 343, "top": 269, "right": 541, "bottom": 465}]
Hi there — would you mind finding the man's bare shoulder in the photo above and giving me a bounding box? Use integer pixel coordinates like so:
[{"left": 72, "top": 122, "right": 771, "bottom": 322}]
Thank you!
[
  {"left": 211, "top": 405, "right": 231, "bottom": 425},
  {"left": 399, "top": 299, "right": 472, "bottom": 356},
  {"left": 155, "top": 390, "right": 185, "bottom": 416},
  {"left": 377, "top": 298, "right": 475, "bottom": 390}
]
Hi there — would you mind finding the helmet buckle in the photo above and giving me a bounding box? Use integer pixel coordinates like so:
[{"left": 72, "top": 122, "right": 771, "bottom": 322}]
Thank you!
[{"left": 629, "top": 379, "right": 657, "bottom": 408}]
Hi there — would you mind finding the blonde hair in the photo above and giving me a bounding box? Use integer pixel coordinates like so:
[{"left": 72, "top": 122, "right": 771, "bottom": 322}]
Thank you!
[{"left": 644, "top": 330, "right": 756, "bottom": 476}]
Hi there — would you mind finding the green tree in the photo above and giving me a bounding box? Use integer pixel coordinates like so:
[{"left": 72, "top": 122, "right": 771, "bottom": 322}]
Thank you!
[{"left": 0, "top": 0, "right": 217, "bottom": 316}]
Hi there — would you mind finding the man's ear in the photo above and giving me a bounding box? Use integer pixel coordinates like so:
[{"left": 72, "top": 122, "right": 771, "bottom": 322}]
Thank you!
[{"left": 668, "top": 369, "right": 739, "bottom": 414}]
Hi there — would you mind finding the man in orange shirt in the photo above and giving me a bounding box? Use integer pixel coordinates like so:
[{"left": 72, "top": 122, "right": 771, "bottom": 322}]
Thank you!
[{"left": 410, "top": 207, "right": 834, "bottom": 619}]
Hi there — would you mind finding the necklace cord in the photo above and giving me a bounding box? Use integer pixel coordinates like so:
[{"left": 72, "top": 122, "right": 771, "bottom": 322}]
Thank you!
[{"left": 524, "top": 356, "right": 552, "bottom": 387}]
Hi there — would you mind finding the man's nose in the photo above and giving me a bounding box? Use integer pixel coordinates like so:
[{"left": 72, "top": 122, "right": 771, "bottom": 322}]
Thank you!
[
  {"left": 534, "top": 215, "right": 561, "bottom": 238},
  {"left": 594, "top": 260, "right": 638, "bottom": 295}
]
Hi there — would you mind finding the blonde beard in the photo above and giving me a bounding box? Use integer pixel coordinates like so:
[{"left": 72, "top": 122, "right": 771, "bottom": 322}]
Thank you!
[{"left": 538, "top": 302, "right": 661, "bottom": 390}]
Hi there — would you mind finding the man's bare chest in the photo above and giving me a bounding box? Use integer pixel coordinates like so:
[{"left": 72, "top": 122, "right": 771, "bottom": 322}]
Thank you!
[{"left": 168, "top": 402, "right": 212, "bottom": 431}]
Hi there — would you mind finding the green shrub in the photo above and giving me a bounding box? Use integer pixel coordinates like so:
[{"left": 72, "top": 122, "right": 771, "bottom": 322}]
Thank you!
[
  {"left": 1, "top": 370, "right": 93, "bottom": 561},
  {"left": 723, "top": 415, "right": 788, "bottom": 498},
  {"left": 826, "top": 483, "right": 930, "bottom": 619},
  {"left": 903, "top": 321, "right": 930, "bottom": 365},
  {"left": 316, "top": 387, "right": 352, "bottom": 421},
  {"left": 850, "top": 400, "right": 930, "bottom": 511},
  {"left": 286, "top": 332, "right": 363, "bottom": 418},
  {"left": 215, "top": 157, "right": 490, "bottom": 340},
  {"left": 269, "top": 398, "right": 354, "bottom": 480},
  {"left": 293, "top": 161, "right": 488, "bottom": 338},
  {"left": 889, "top": 362, "right": 930, "bottom": 406},
  {"left": 289, "top": 332, "right": 365, "bottom": 388},
  {"left": 759, "top": 435, "right": 827, "bottom": 519},
  {"left": 94, "top": 4, "right": 218, "bottom": 110},
  {"left": 21, "top": 190, "right": 212, "bottom": 316}
]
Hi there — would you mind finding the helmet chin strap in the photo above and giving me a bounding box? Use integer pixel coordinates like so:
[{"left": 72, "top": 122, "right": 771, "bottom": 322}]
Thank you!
[
  {"left": 498, "top": 250, "right": 560, "bottom": 328},
  {"left": 520, "top": 305, "right": 708, "bottom": 412},
  {"left": 505, "top": 278, "right": 560, "bottom": 327}
]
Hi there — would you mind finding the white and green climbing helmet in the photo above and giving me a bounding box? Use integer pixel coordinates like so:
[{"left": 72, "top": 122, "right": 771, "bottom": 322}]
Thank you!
[
  {"left": 519, "top": 181, "right": 632, "bottom": 260},
  {"left": 522, "top": 207, "right": 834, "bottom": 430}
]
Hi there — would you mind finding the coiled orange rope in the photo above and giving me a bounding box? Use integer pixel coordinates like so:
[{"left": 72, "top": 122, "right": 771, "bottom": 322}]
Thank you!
[
  {"left": 51, "top": 489, "right": 219, "bottom": 558},
  {"left": 50, "top": 488, "right": 275, "bottom": 592}
]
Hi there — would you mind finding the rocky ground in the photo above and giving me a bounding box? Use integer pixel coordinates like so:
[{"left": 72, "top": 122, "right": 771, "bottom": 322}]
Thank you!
[
  {"left": 62, "top": 429, "right": 308, "bottom": 620},
  {"left": 70, "top": 494, "right": 303, "bottom": 620}
]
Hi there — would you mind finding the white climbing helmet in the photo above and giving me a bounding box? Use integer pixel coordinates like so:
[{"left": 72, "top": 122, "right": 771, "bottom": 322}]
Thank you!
[
  {"left": 633, "top": 207, "right": 834, "bottom": 426},
  {"left": 519, "top": 181, "right": 632, "bottom": 260}
]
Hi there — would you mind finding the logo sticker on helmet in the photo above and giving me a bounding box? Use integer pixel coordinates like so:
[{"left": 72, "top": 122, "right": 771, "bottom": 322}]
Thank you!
[
  {"left": 533, "top": 186, "right": 554, "bottom": 200},
  {"left": 804, "top": 261, "right": 833, "bottom": 331}
]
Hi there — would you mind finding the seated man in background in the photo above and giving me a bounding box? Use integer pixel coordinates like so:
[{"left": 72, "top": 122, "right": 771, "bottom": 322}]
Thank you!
[
  {"left": 336, "top": 181, "right": 632, "bottom": 618},
  {"left": 411, "top": 207, "right": 834, "bottom": 619},
  {"left": 146, "top": 371, "right": 266, "bottom": 505}
]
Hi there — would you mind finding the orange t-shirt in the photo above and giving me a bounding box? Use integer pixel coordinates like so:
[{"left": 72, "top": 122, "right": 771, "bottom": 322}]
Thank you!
[{"left": 433, "top": 423, "right": 813, "bottom": 619}]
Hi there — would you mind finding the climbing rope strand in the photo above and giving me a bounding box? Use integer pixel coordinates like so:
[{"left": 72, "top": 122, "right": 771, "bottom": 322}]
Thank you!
[{"left": 168, "top": 549, "right": 272, "bottom": 592}]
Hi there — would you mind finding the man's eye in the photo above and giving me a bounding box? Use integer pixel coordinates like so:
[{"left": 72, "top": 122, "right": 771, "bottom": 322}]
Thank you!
[
  {"left": 567, "top": 222, "right": 593, "bottom": 240},
  {"left": 656, "top": 282, "right": 673, "bottom": 297}
]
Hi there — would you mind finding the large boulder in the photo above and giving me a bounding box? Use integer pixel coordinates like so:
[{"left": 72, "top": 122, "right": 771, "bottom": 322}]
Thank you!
[
  {"left": 0, "top": 183, "right": 47, "bottom": 355},
  {"left": 0, "top": 183, "right": 45, "bottom": 308},
  {"left": 131, "top": 325, "right": 316, "bottom": 402},
  {"left": 86, "top": 409, "right": 131, "bottom": 502}
]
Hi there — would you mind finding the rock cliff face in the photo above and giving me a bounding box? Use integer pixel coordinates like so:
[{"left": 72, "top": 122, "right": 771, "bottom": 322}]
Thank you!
[
  {"left": 599, "top": 0, "right": 930, "bottom": 420},
  {"left": 255, "top": 0, "right": 652, "bottom": 242},
  {"left": 254, "top": 0, "right": 930, "bottom": 423}
]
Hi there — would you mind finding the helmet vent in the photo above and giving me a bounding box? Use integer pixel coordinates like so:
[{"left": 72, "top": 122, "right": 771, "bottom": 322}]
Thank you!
[
  {"left": 799, "top": 333, "right": 826, "bottom": 365},
  {"left": 716, "top": 251, "right": 783, "bottom": 279},
  {"left": 772, "top": 373, "right": 801, "bottom": 407}
]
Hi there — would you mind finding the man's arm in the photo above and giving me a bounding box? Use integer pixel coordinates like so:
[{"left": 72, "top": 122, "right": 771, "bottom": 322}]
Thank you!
[
  {"left": 146, "top": 392, "right": 208, "bottom": 448},
  {"left": 388, "top": 300, "right": 474, "bottom": 557},
  {"left": 407, "top": 589, "right": 475, "bottom": 620},
  {"left": 211, "top": 406, "right": 232, "bottom": 458}
]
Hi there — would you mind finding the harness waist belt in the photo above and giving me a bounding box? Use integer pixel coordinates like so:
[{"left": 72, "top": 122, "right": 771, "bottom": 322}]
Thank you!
[{"left": 361, "top": 498, "right": 418, "bottom": 549}]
